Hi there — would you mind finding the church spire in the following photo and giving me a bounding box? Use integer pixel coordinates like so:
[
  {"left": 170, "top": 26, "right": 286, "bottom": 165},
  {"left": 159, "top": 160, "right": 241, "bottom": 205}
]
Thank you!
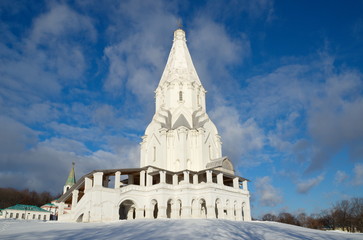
[
  {"left": 63, "top": 162, "right": 76, "bottom": 193},
  {"left": 157, "top": 28, "right": 202, "bottom": 88},
  {"left": 140, "top": 29, "right": 222, "bottom": 171}
]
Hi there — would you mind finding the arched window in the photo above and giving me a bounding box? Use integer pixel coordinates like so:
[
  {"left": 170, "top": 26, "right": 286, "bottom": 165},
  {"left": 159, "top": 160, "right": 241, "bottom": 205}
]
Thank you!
[{"left": 179, "top": 91, "right": 183, "bottom": 101}]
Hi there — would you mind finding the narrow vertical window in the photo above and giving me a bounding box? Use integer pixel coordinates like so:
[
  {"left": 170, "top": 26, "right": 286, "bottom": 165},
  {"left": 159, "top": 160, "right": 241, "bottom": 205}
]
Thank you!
[
  {"left": 179, "top": 91, "right": 183, "bottom": 101},
  {"left": 209, "top": 145, "right": 211, "bottom": 159},
  {"left": 153, "top": 146, "right": 156, "bottom": 162}
]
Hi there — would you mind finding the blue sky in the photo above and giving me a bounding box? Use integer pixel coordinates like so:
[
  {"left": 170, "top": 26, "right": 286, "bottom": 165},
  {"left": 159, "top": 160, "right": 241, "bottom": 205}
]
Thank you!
[{"left": 1, "top": 0, "right": 362, "bottom": 218}]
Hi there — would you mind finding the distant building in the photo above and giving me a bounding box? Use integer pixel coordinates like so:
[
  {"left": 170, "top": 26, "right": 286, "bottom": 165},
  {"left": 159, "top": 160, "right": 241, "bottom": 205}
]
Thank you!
[
  {"left": 57, "top": 28, "right": 251, "bottom": 223},
  {"left": 41, "top": 202, "right": 59, "bottom": 220},
  {"left": 0, "top": 204, "right": 51, "bottom": 220},
  {"left": 40, "top": 164, "right": 77, "bottom": 220}
]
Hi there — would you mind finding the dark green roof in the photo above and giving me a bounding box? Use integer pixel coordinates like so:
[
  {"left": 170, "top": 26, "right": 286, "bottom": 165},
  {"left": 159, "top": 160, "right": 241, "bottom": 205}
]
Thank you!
[
  {"left": 5, "top": 204, "right": 50, "bottom": 212},
  {"left": 42, "top": 203, "right": 56, "bottom": 207}
]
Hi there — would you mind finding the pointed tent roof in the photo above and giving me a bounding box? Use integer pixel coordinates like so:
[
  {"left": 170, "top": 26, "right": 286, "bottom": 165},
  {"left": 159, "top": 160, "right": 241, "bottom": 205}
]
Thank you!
[
  {"left": 65, "top": 162, "right": 76, "bottom": 186},
  {"left": 157, "top": 29, "right": 202, "bottom": 88}
]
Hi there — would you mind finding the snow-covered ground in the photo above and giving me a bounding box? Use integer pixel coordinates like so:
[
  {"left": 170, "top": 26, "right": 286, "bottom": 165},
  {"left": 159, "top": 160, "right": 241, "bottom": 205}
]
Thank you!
[{"left": 1, "top": 219, "right": 363, "bottom": 240}]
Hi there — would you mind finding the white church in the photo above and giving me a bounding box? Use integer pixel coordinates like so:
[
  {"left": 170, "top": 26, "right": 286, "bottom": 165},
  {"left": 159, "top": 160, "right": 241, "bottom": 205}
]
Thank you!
[{"left": 57, "top": 28, "right": 251, "bottom": 222}]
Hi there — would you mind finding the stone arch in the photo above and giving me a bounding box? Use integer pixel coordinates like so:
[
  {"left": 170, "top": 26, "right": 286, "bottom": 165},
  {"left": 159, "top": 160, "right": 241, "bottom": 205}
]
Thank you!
[
  {"left": 225, "top": 199, "right": 230, "bottom": 218},
  {"left": 151, "top": 199, "right": 158, "bottom": 219},
  {"left": 199, "top": 198, "right": 207, "bottom": 218},
  {"left": 234, "top": 200, "right": 238, "bottom": 220},
  {"left": 242, "top": 202, "right": 246, "bottom": 221},
  {"left": 119, "top": 200, "right": 136, "bottom": 220},
  {"left": 176, "top": 199, "right": 182, "bottom": 218},
  {"left": 167, "top": 199, "right": 174, "bottom": 218},
  {"left": 76, "top": 213, "right": 84, "bottom": 222},
  {"left": 215, "top": 198, "right": 221, "bottom": 219},
  {"left": 191, "top": 198, "right": 198, "bottom": 217}
]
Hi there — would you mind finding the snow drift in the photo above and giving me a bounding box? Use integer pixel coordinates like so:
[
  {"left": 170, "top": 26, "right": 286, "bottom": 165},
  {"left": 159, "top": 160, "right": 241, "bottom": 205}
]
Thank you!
[{"left": 1, "top": 219, "right": 363, "bottom": 240}]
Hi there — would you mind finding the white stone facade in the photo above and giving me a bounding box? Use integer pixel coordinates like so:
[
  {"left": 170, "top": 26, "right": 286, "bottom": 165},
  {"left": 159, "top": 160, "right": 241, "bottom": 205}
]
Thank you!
[
  {"left": 140, "top": 29, "right": 222, "bottom": 172},
  {"left": 57, "top": 29, "right": 251, "bottom": 222},
  {"left": 1, "top": 206, "right": 51, "bottom": 221}
]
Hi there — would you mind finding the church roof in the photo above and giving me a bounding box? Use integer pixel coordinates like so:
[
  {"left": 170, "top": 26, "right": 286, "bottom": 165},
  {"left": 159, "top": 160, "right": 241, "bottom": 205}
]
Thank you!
[
  {"left": 65, "top": 162, "right": 76, "bottom": 186},
  {"left": 157, "top": 29, "right": 202, "bottom": 88},
  {"left": 4, "top": 204, "right": 50, "bottom": 212}
]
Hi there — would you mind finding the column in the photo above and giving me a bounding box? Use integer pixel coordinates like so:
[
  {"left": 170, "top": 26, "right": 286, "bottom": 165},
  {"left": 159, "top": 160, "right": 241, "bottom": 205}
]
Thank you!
[
  {"left": 71, "top": 190, "right": 79, "bottom": 209},
  {"left": 233, "top": 177, "right": 239, "bottom": 189},
  {"left": 136, "top": 208, "right": 144, "bottom": 219},
  {"left": 191, "top": 200, "right": 198, "bottom": 218},
  {"left": 183, "top": 171, "right": 190, "bottom": 184},
  {"left": 227, "top": 203, "right": 234, "bottom": 220},
  {"left": 158, "top": 203, "right": 167, "bottom": 219},
  {"left": 160, "top": 171, "right": 166, "bottom": 184},
  {"left": 172, "top": 174, "right": 178, "bottom": 185},
  {"left": 59, "top": 202, "right": 65, "bottom": 215},
  {"left": 145, "top": 206, "right": 152, "bottom": 219},
  {"left": 193, "top": 174, "right": 198, "bottom": 184},
  {"left": 85, "top": 177, "right": 92, "bottom": 191},
  {"left": 114, "top": 171, "right": 121, "bottom": 189},
  {"left": 206, "top": 170, "right": 212, "bottom": 183},
  {"left": 181, "top": 204, "right": 191, "bottom": 219},
  {"left": 93, "top": 172, "right": 103, "bottom": 187},
  {"left": 206, "top": 205, "right": 215, "bottom": 219},
  {"left": 217, "top": 173, "right": 223, "bottom": 185},
  {"left": 140, "top": 170, "right": 145, "bottom": 186},
  {"left": 217, "top": 201, "right": 223, "bottom": 219},
  {"left": 236, "top": 204, "right": 242, "bottom": 221},
  {"left": 146, "top": 169, "right": 153, "bottom": 186},
  {"left": 242, "top": 180, "right": 248, "bottom": 190}
]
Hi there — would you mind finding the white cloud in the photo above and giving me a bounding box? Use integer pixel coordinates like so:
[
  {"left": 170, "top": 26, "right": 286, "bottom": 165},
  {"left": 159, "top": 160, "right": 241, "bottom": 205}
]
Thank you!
[
  {"left": 352, "top": 163, "right": 363, "bottom": 186},
  {"left": 335, "top": 170, "right": 348, "bottom": 184},
  {"left": 0, "top": 3, "right": 96, "bottom": 108},
  {"left": 255, "top": 176, "right": 283, "bottom": 207},
  {"left": 210, "top": 104, "right": 265, "bottom": 166},
  {"left": 103, "top": 0, "right": 177, "bottom": 105},
  {"left": 297, "top": 174, "right": 324, "bottom": 194}
]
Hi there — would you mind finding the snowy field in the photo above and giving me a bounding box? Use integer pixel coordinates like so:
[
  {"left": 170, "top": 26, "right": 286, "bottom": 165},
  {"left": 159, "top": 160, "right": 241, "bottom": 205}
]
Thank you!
[{"left": 1, "top": 219, "right": 363, "bottom": 240}]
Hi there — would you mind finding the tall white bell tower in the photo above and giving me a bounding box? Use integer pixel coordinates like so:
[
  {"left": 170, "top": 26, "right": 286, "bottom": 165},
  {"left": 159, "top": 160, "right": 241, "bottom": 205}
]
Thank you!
[{"left": 140, "top": 29, "right": 223, "bottom": 172}]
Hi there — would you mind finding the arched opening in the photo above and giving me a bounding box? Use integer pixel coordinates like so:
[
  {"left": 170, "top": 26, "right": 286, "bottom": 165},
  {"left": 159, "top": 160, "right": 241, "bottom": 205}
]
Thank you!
[
  {"left": 242, "top": 202, "right": 246, "bottom": 221},
  {"left": 76, "top": 213, "right": 83, "bottom": 222},
  {"left": 234, "top": 201, "right": 237, "bottom": 220},
  {"left": 151, "top": 199, "right": 158, "bottom": 219},
  {"left": 191, "top": 199, "right": 195, "bottom": 217},
  {"left": 167, "top": 199, "right": 173, "bottom": 218},
  {"left": 119, "top": 200, "right": 136, "bottom": 220},
  {"left": 177, "top": 199, "right": 182, "bottom": 217},
  {"left": 225, "top": 200, "right": 230, "bottom": 218},
  {"left": 199, "top": 199, "right": 207, "bottom": 218},
  {"left": 215, "top": 199, "right": 220, "bottom": 219}
]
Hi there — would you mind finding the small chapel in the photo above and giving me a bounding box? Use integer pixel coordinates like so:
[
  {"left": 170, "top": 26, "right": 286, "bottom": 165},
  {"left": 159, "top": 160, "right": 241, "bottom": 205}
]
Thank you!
[{"left": 57, "top": 28, "right": 251, "bottom": 222}]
